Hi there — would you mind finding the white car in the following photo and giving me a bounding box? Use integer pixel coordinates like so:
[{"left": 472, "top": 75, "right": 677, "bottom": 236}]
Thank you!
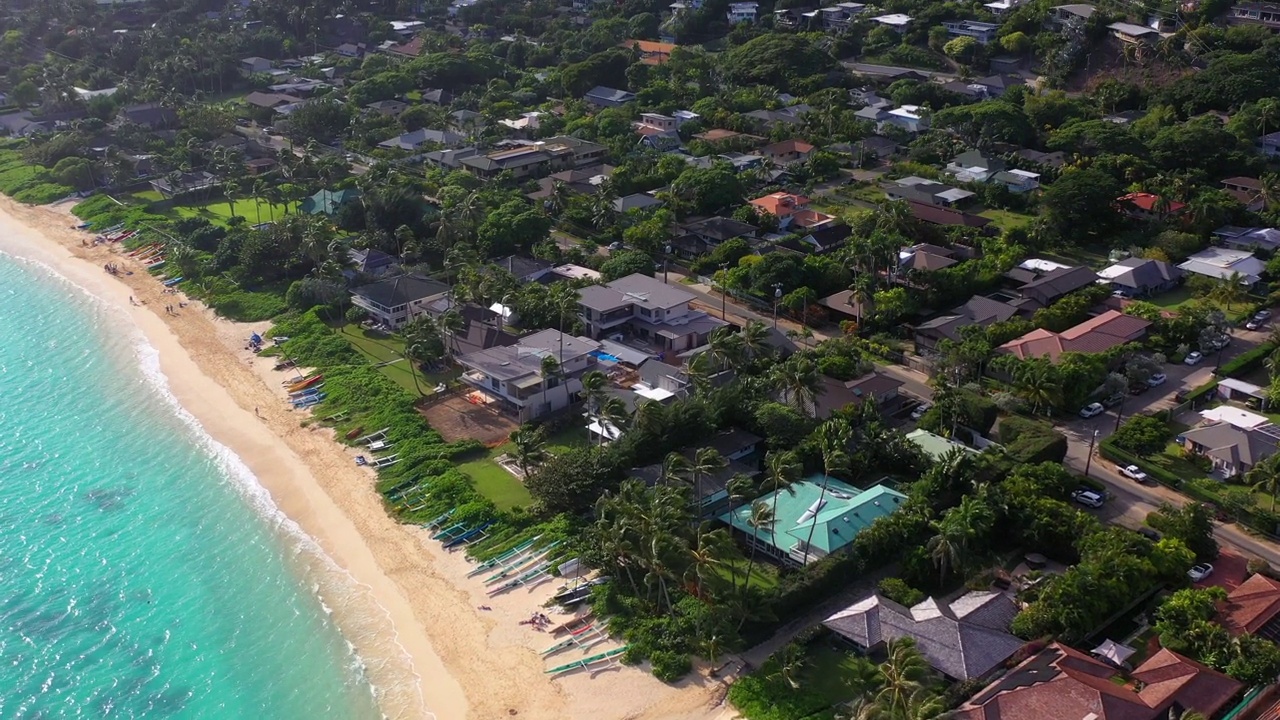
[
  {"left": 1120, "top": 465, "right": 1149, "bottom": 482},
  {"left": 1188, "top": 563, "right": 1214, "bottom": 582},
  {"left": 1147, "top": 373, "right": 1168, "bottom": 387},
  {"left": 1071, "top": 489, "right": 1105, "bottom": 508},
  {"left": 1184, "top": 351, "right": 1203, "bottom": 366},
  {"left": 1079, "top": 403, "right": 1105, "bottom": 418},
  {"left": 911, "top": 403, "right": 931, "bottom": 420}
]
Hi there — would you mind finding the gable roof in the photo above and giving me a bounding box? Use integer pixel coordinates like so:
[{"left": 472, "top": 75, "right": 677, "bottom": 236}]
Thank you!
[
  {"left": 681, "top": 216, "right": 757, "bottom": 241},
  {"left": 1220, "top": 572, "right": 1280, "bottom": 636},
  {"left": 492, "top": 255, "right": 553, "bottom": 280},
  {"left": 1100, "top": 257, "right": 1182, "bottom": 290},
  {"left": 377, "top": 127, "right": 466, "bottom": 150},
  {"left": 619, "top": 39, "right": 676, "bottom": 64},
  {"left": 906, "top": 200, "right": 991, "bottom": 228},
  {"left": 1117, "top": 191, "right": 1186, "bottom": 214},
  {"left": 1132, "top": 648, "right": 1242, "bottom": 715},
  {"left": 917, "top": 295, "right": 1019, "bottom": 342},
  {"left": 1018, "top": 265, "right": 1099, "bottom": 300},
  {"left": 245, "top": 91, "right": 304, "bottom": 108},
  {"left": 300, "top": 188, "right": 360, "bottom": 215},
  {"left": 998, "top": 310, "right": 1150, "bottom": 361},
  {"left": 1181, "top": 422, "right": 1280, "bottom": 470},
  {"left": 577, "top": 272, "right": 696, "bottom": 312},
  {"left": 760, "top": 139, "right": 815, "bottom": 156},
  {"left": 825, "top": 591, "right": 1024, "bottom": 680},
  {"left": 387, "top": 35, "right": 426, "bottom": 58},
  {"left": 584, "top": 86, "right": 636, "bottom": 104},
  {"left": 720, "top": 478, "right": 906, "bottom": 555},
  {"left": 750, "top": 192, "right": 810, "bottom": 216}
]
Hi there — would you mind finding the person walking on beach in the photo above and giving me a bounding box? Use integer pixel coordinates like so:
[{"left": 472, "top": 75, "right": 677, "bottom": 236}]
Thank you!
[{"left": 255, "top": 407, "right": 260, "bottom": 417}]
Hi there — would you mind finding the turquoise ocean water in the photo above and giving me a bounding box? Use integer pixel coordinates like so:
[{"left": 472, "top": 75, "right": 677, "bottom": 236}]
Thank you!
[{"left": 0, "top": 254, "right": 389, "bottom": 719}]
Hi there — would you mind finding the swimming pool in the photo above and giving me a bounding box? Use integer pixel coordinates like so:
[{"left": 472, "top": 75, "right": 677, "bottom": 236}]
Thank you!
[{"left": 590, "top": 350, "right": 621, "bottom": 363}]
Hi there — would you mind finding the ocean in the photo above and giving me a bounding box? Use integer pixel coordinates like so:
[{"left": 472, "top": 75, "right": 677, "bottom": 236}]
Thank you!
[{"left": 0, "top": 253, "right": 388, "bottom": 718}]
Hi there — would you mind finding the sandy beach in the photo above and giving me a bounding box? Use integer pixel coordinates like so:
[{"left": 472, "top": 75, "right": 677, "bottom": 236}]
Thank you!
[{"left": 0, "top": 196, "right": 736, "bottom": 720}]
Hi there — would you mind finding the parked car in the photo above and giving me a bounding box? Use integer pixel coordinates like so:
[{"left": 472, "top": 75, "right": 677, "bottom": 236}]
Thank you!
[
  {"left": 1247, "top": 318, "right": 1267, "bottom": 331},
  {"left": 1188, "top": 563, "right": 1214, "bottom": 581},
  {"left": 1207, "top": 335, "right": 1230, "bottom": 351},
  {"left": 1184, "top": 351, "right": 1203, "bottom": 366},
  {"left": 910, "top": 403, "right": 931, "bottom": 421},
  {"left": 607, "top": 241, "right": 623, "bottom": 251},
  {"left": 1120, "top": 464, "right": 1149, "bottom": 482},
  {"left": 1147, "top": 373, "right": 1168, "bottom": 387},
  {"left": 1102, "top": 393, "right": 1124, "bottom": 408},
  {"left": 1137, "top": 527, "right": 1161, "bottom": 541},
  {"left": 1079, "top": 402, "right": 1105, "bottom": 418},
  {"left": 1256, "top": 309, "right": 1272, "bottom": 321},
  {"left": 1071, "top": 489, "right": 1105, "bottom": 508},
  {"left": 1129, "top": 383, "right": 1148, "bottom": 396}
]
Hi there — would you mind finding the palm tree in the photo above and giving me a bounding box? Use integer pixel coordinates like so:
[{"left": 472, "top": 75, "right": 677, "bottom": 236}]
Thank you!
[
  {"left": 437, "top": 309, "right": 466, "bottom": 359},
  {"left": 770, "top": 643, "right": 808, "bottom": 690},
  {"left": 222, "top": 180, "right": 238, "bottom": 219},
  {"left": 743, "top": 501, "right": 775, "bottom": 592},
  {"left": 762, "top": 450, "right": 801, "bottom": 552},
  {"left": 802, "top": 419, "right": 851, "bottom": 565},
  {"left": 1210, "top": 272, "right": 1248, "bottom": 311},
  {"left": 402, "top": 316, "right": 443, "bottom": 394},
  {"left": 509, "top": 425, "right": 548, "bottom": 478},
  {"left": 685, "top": 524, "right": 732, "bottom": 597},
  {"left": 1013, "top": 361, "right": 1061, "bottom": 416},
  {"left": 739, "top": 319, "right": 771, "bottom": 362},
  {"left": 597, "top": 396, "right": 629, "bottom": 443},
  {"left": 1247, "top": 453, "right": 1280, "bottom": 512},
  {"left": 773, "top": 355, "right": 822, "bottom": 416},
  {"left": 547, "top": 180, "right": 572, "bottom": 216},
  {"left": 688, "top": 447, "right": 727, "bottom": 518},
  {"left": 580, "top": 370, "right": 609, "bottom": 443},
  {"left": 871, "top": 639, "right": 932, "bottom": 718},
  {"left": 660, "top": 451, "right": 691, "bottom": 486}
]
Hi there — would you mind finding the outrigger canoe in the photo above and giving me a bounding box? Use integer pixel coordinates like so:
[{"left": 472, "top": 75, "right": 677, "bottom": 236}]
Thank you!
[{"left": 545, "top": 646, "right": 628, "bottom": 676}]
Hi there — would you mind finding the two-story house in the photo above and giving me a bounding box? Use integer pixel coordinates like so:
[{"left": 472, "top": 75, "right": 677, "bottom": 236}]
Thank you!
[
  {"left": 854, "top": 104, "right": 929, "bottom": 135},
  {"left": 726, "top": 1, "right": 758, "bottom": 23},
  {"left": 1045, "top": 3, "right": 1095, "bottom": 29},
  {"left": 1222, "top": 176, "right": 1266, "bottom": 211},
  {"left": 749, "top": 192, "right": 835, "bottom": 230},
  {"left": 942, "top": 20, "right": 999, "bottom": 43},
  {"left": 946, "top": 149, "right": 1006, "bottom": 183},
  {"left": 759, "top": 139, "right": 814, "bottom": 166},
  {"left": 577, "top": 273, "right": 727, "bottom": 353},
  {"left": 1229, "top": 0, "right": 1280, "bottom": 29},
  {"left": 350, "top": 274, "right": 451, "bottom": 330},
  {"left": 820, "top": 2, "right": 866, "bottom": 30},
  {"left": 457, "top": 329, "right": 602, "bottom": 422},
  {"left": 459, "top": 137, "right": 606, "bottom": 180}
]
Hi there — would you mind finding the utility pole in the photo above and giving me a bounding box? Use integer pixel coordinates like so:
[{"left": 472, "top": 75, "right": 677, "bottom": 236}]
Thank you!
[
  {"left": 663, "top": 243, "right": 672, "bottom": 284},
  {"left": 719, "top": 262, "right": 729, "bottom": 321},
  {"left": 1084, "top": 429, "right": 1099, "bottom": 477},
  {"left": 772, "top": 283, "right": 783, "bottom": 330}
]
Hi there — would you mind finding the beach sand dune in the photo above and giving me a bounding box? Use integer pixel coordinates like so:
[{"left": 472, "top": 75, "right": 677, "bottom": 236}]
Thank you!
[{"left": 0, "top": 197, "right": 736, "bottom": 720}]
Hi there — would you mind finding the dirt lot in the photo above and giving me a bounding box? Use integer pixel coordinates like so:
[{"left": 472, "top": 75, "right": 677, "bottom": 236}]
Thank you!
[{"left": 420, "top": 392, "right": 517, "bottom": 446}]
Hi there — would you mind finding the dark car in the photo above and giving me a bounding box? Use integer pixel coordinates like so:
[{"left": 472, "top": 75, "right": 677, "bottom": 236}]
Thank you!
[
  {"left": 1137, "top": 527, "right": 1161, "bottom": 541},
  {"left": 1129, "top": 383, "right": 1148, "bottom": 396},
  {"left": 1102, "top": 393, "right": 1124, "bottom": 408}
]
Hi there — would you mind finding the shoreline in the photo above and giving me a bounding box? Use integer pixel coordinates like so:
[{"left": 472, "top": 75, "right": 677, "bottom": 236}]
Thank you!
[{"left": 0, "top": 196, "right": 736, "bottom": 720}]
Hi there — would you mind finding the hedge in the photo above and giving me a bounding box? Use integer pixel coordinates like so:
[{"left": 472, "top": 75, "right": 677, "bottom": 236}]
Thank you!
[
  {"left": 998, "top": 416, "right": 1068, "bottom": 464},
  {"left": 1216, "top": 341, "right": 1276, "bottom": 379},
  {"left": 1183, "top": 380, "right": 1219, "bottom": 405},
  {"left": 1097, "top": 439, "right": 1183, "bottom": 488}
]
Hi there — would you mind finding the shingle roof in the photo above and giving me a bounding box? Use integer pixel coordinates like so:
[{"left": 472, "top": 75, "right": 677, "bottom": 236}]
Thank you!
[
  {"left": 492, "top": 255, "right": 552, "bottom": 280},
  {"left": 917, "top": 296, "right": 1020, "bottom": 342},
  {"left": 906, "top": 200, "right": 991, "bottom": 228},
  {"left": 825, "top": 591, "right": 1024, "bottom": 680},
  {"left": 1181, "top": 423, "right": 1280, "bottom": 471},
  {"left": 1018, "top": 265, "right": 1099, "bottom": 300},
  {"left": 351, "top": 274, "right": 449, "bottom": 308},
  {"left": 577, "top": 273, "right": 696, "bottom": 312},
  {"left": 1105, "top": 257, "right": 1181, "bottom": 290},
  {"left": 1220, "top": 572, "right": 1280, "bottom": 635}
]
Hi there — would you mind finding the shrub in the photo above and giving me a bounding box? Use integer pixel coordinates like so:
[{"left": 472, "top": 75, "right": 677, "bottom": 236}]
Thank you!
[
  {"left": 1111, "top": 415, "right": 1173, "bottom": 457},
  {"left": 1099, "top": 440, "right": 1183, "bottom": 487},
  {"left": 998, "top": 416, "right": 1068, "bottom": 464},
  {"left": 649, "top": 651, "right": 692, "bottom": 682},
  {"left": 878, "top": 577, "right": 926, "bottom": 606}
]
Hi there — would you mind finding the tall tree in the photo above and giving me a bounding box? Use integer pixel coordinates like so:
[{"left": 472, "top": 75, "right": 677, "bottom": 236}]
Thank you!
[
  {"left": 509, "top": 425, "right": 548, "bottom": 478},
  {"left": 802, "top": 419, "right": 851, "bottom": 564}
]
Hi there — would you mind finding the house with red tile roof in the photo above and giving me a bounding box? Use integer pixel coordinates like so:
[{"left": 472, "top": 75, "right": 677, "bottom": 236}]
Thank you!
[
  {"left": 953, "top": 642, "right": 1242, "bottom": 720},
  {"left": 1117, "top": 191, "right": 1187, "bottom": 221},
  {"left": 385, "top": 35, "right": 426, "bottom": 61},
  {"left": 1219, "top": 572, "right": 1280, "bottom": 638},
  {"left": 749, "top": 192, "right": 836, "bottom": 230},
  {"left": 998, "top": 309, "right": 1151, "bottom": 361}
]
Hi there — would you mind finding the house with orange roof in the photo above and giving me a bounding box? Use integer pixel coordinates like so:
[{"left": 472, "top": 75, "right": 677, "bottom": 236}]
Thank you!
[
  {"left": 620, "top": 39, "right": 677, "bottom": 64},
  {"left": 385, "top": 35, "right": 426, "bottom": 61},
  {"left": 1219, "top": 572, "right": 1280, "bottom": 638},
  {"left": 1117, "top": 192, "right": 1187, "bottom": 221},
  {"left": 760, "top": 139, "right": 815, "bottom": 166},
  {"left": 953, "top": 642, "right": 1242, "bottom": 720},
  {"left": 998, "top": 309, "right": 1151, "bottom": 361},
  {"left": 749, "top": 192, "right": 836, "bottom": 230}
]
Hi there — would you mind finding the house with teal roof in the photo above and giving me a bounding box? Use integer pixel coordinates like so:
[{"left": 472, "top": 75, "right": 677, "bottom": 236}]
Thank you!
[
  {"left": 720, "top": 476, "right": 907, "bottom": 566},
  {"left": 300, "top": 188, "right": 360, "bottom": 215}
]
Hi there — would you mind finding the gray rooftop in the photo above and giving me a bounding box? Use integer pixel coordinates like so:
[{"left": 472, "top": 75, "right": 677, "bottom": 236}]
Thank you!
[
  {"left": 578, "top": 273, "right": 697, "bottom": 312},
  {"left": 1182, "top": 423, "right": 1280, "bottom": 469},
  {"left": 457, "top": 328, "right": 600, "bottom": 380}
]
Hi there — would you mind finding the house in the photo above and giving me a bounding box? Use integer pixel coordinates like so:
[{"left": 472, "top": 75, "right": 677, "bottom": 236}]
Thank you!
[
  {"left": 998, "top": 310, "right": 1151, "bottom": 361},
  {"left": 577, "top": 273, "right": 727, "bottom": 352},
  {"left": 1016, "top": 265, "right": 1099, "bottom": 306},
  {"left": 420, "top": 89, "right": 454, "bottom": 105},
  {"left": 546, "top": 264, "right": 602, "bottom": 283},
  {"left": 820, "top": 2, "right": 867, "bottom": 30},
  {"left": 527, "top": 164, "right": 614, "bottom": 200},
  {"left": 385, "top": 36, "right": 426, "bottom": 61},
  {"left": 906, "top": 429, "right": 977, "bottom": 461},
  {"left": 814, "top": 372, "right": 905, "bottom": 419},
  {"left": 347, "top": 247, "right": 399, "bottom": 278},
  {"left": 692, "top": 128, "right": 763, "bottom": 145},
  {"left": 1181, "top": 420, "right": 1280, "bottom": 478},
  {"left": 946, "top": 149, "right": 1006, "bottom": 183},
  {"left": 1230, "top": 0, "right": 1280, "bottom": 29},
  {"left": 630, "top": 429, "right": 759, "bottom": 515},
  {"left": 759, "top": 139, "right": 814, "bottom": 166},
  {"left": 914, "top": 296, "right": 1021, "bottom": 354},
  {"left": 119, "top": 103, "right": 179, "bottom": 130},
  {"left": 457, "top": 329, "right": 602, "bottom": 422},
  {"left": 952, "top": 642, "right": 1242, "bottom": 720},
  {"left": 1016, "top": 148, "right": 1067, "bottom": 168},
  {"left": 1109, "top": 21, "right": 1161, "bottom": 43},
  {"left": 900, "top": 243, "right": 959, "bottom": 273},
  {"left": 244, "top": 91, "right": 304, "bottom": 111},
  {"left": 620, "top": 39, "right": 677, "bottom": 65},
  {"left": 149, "top": 171, "right": 217, "bottom": 198},
  {"left": 1221, "top": 176, "right": 1266, "bottom": 211},
  {"left": 726, "top": 1, "right": 758, "bottom": 23},
  {"left": 423, "top": 147, "right": 480, "bottom": 170},
  {"left": 907, "top": 201, "right": 991, "bottom": 230},
  {"left": 720, "top": 478, "right": 906, "bottom": 565},
  {"left": 884, "top": 177, "right": 975, "bottom": 207},
  {"left": 244, "top": 157, "right": 276, "bottom": 175},
  {"left": 1178, "top": 247, "right": 1265, "bottom": 286},
  {"left": 583, "top": 86, "right": 636, "bottom": 108},
  {"left": 1097, "top": 257, "right": 1182, "bottom": 297},
  {"left": 1219, "top": 572, "right": 1280, "bottom": 637},
  {"left": 749, "top": 192, "right": 835, "bottom": 231},
  {"left": 846, "top": 63, "right": 928, "bottom": 82},
  {"left": 240, "top": 56, "right": 273, "bottom": 75},
  {"left": 1258, "top": 130, "right": 1280, "bottom": 158},
  {"left": 613, "top": 193, "right": 665, "bottom": 213},
  {"left": 1117, "top": 192, "right": 1187, "bottom": 220},
  {"left": 855, "top": 104, "right": 929, "bottom": 135},
  {"left": 499, "top": 112, "right": 545, "bottom": 136},
  {"left": 942, "top": 19, "right": 999, "bottom": 43},
  {"left": 845, "top": 135, "right": 900, "bottom": 164},
  {"left": 460, "top": 137, "right": 607, "bottom": 180},
  {"left": 335, "top": 42, "right": 367, "bottom": 58},
  {"left": 871, "top": 13, "right": 913, "bottom": 30},
  {"left": 492, "top": 255, "right": 554, "bottom": 283},
  {"left": 377, "top": 128, "right": 467, "bottom": 152},
  {"left": 991, "top": 169, "right": 1041, "bottom": 193},
  {"left": 742, "top": 105, "right": 812, "bottom": 130},
  {"left": 825, "top": 591, "right": 1023, "bottom": 680},
  {"left": 1045, "top": 3, "right": 1096, "bottom": 29},
  {"left": 299, "top": 188, "right": 359, "bottom": 216},
  {"left": 1214, "top": 225, "right": 1280, "bottom": 253},
  {"left": 777, "top": 224, "right": 852, "bottom": 256},
  {"left": 817, "top": 290, "right": 873, "bottom": 324},
  {"left": 680, "top": 216, "right": 757, "bottom": 246},
  {"left": 0, "top": 112, "right": 50, "bottom": 137},
  {"left": 350, "top": 274, "right": 451, "bottom": 329},
  {"left": 365, "top": 100, "right": 408, "bottom": 117}
]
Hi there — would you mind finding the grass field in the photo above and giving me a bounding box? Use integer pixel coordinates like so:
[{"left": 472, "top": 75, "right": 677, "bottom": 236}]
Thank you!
[
  {"left": 803, "top": 643, "right": 875, "bottom": 705},
  {"left": 714, "top": 557, "right": 780, "bottom": 593},
  {"left": 173, "top": 198, "right": 293, "bottom": 226},
  {"left": 1148, "top": 287, "right": 1196, "bottom": 309},
  {"left": 978, "top": 208, "right": 1035, "bottom": 231},
  {"left": 336, "top": 324, "right": 455, "bottom": 395},
  {"left": 457, "top": 454, "right": 534, "bottom": 511}
]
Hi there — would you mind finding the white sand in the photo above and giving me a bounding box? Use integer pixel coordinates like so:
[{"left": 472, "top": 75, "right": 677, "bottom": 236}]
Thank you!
[{"left": 0, "top": 197, "right": 736, "bottom": 720}]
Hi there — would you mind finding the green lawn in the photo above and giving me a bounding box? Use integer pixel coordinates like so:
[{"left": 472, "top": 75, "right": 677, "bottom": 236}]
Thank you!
[
  {"left": 172, "top": 198, "right": 292, "bottom": 226},
  {"left": 1148, "top": 286, "right": 1196, "bottom": 309},
  {"left": 457, "top": 453, "right": 534, "bottom": 511},
  {"left": 1151, "top": 442, "right": 1210, "bottom": 483},
  {"left": 545, "top": 424, "right": 591, "bottom": 454},
  {"left": 978, "top": 208, "right": 1035, "bottom": 231},
  {"left": 714, "top": 557, "right": 780, "bottom": 593},
  {"left": 336, "top": 324, "right": 456, "bottom": 395},
  {"left": 803, "top": 643, "right": 875, "bottom": 706}
]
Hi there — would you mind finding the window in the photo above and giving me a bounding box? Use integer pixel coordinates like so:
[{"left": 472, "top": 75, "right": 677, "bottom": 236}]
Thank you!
[
  {"left": 639, "top": 307, "right": 652, "bottom": 318},
  {"left": 490, "top": 377, "right": 500, "bottom": 390}
]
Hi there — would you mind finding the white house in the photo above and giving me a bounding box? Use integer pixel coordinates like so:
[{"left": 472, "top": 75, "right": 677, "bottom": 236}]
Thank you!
[
  {"left": 457, "top": 329, "right": 602, "bottom": 422},
  {"left": 350, "top": 275, "right": 452, "bottom": 329},
  {"left": 726, "top": 1, "right": 758, "bottom": 23},
  {"left": 1177, "top": 247, "right": 1266, "bottom": 287},
  {"left": 871, "top": 13, "right": 913, "bottom": 30},
  {"left": 942, "top": 19, "right": 1000, "bottom": 43}
]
